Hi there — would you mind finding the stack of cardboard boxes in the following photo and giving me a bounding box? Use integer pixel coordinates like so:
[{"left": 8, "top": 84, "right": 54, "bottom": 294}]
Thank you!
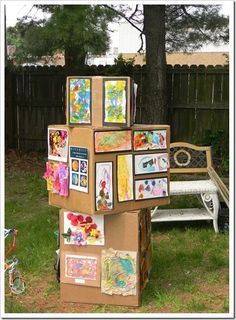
[{"left": 44, "top": 76, "right": 170, "bottom": 306}]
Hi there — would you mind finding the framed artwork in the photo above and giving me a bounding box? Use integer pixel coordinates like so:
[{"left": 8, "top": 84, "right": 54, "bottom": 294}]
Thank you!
[
  {"left": 94, "top": 130, "right": 132, "bottom": 153},
  {"left": 95, "top": 162, "right": 113, "bottom": 211},
  {"left": 103, "top": 79, "right": 127, "bottom": 125},
  {"left": 135, "top": 177, "right": 168, "bottom": 200},
  {"left": 48, "top": 128, "right": 68, "bottom": 162},
  {"left": 61, "top": 252, "right": 100, "bottom": 287},
  {"left": 101, "top": 249, "right": 137, "bottom": 296},
  {"left": 43, "top": 161, "right": 69, "bottom": 197},
  {"left": 117, "top": 154, "right": 134, "bottom": 202},
  {"left": 63, "top": 211, "right": 105, "bottom": 246},
  {"left": 68, "top": 78, "right": 91, "bottom": 125},
  {"left": 69, "top": 146, "right": 88, "bottom": 193},
  {"left": 133, "top": 130, "right": 167, "bottom": 151},
  {"left": 134, "top": 153, "right": 169, "bottom": 175}
]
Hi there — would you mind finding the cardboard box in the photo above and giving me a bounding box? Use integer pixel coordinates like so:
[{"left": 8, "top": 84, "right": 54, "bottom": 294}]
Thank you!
[
  {"left": 66, "top": 76, "right": 134, "bottom": 127},
  {"left": 48, "top": 124, "right": 170, "bottom": 215},
  {"left": 60, "top": 208, "right": 151, "bottom": 306}
]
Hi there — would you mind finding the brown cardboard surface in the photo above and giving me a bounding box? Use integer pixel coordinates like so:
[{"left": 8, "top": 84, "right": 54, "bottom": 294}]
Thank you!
[
  {"left": 66, "top": 76, "right": 133, "bottom": 128},
  {"left": 60, "top": 209, "right": 146, "bottom": 306},
  {"left": 48, "top": 125, "right": 170, "bottom": 215}
]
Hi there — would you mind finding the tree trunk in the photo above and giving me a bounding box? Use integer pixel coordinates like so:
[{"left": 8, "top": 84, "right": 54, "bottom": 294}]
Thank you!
[
  {"left": 143, "top": 5, "right": 167, "bottom": 124},
  {"left": 64, "top": 46, "right": 87, "bottom": 69}
]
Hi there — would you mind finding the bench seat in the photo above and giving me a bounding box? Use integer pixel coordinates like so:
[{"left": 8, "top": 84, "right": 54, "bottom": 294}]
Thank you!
[{"left": 170, "top": 180, "right": 218, "bottom": 195}]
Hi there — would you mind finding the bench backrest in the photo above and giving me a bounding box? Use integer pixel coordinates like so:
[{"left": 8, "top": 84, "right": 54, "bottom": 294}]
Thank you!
[{"left": 169, "top": 142, "right": 212, "bottom": 174}]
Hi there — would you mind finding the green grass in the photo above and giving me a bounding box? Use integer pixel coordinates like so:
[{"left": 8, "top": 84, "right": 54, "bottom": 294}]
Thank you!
[{"left": 4, "top": 166, "right": 229, "bottom": 314}]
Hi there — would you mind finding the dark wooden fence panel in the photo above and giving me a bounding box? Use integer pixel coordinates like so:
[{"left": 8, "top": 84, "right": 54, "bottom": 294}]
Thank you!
[{"left": 5, "top": 64, "right": 229, "bottom": 152}]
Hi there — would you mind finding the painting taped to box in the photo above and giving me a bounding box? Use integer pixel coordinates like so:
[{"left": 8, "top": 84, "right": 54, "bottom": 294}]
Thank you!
[
  {"left": 117, "top": 154, "right": 133, "bottom": 202},
  {"left": 69, "top": 78, "right": 91, "bottom": 124},
  {"left": 63, "top": 211, "right": 104, "bottom": 246},
  {"left": 43, "top": 162, "right": 69, "bottom": 197},
  {"left": 94, "top": 130, "right": 132, "bottom": 153},
  {"left": 103, "top": 80, "right": 127, "bottom": 124},
  {"left": 101, "top": 248, "right": 137, "bottom": 296},
  {"left": 135, "top": 177, "right": 168, "bottom": 200},
  {"left": 95, "top": 162, "right": 113, "bottom": 211},
  {"left": 134, "top": 153, "right": 169, "bottom": 175},
  {"left": 133, "top": 130, "right": 167, "bottom": 151},
  {"left": 48, "top": 128, "right": 68, "bottom": 162}
]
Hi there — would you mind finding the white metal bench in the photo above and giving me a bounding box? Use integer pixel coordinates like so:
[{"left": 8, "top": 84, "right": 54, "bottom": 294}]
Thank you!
[{"left": 151, "top": 142, "right": 223, "bottom": 233}]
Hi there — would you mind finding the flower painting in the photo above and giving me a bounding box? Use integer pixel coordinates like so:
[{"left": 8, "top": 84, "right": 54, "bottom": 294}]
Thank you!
[
  {"left": 134, "top": 153, "right": 169, "bottom": 175},
  {"left": 117, "top": 155, "right": 133, "bottom": 202},
  {"left": 133, "top": 130, "right": 167, "bottom": 151},
  {"left": 103, "top": 80, "right": 127, "bottom": 124},
  {"left": 48, "top": 128, "right": 68, "bottom": 162},
  {"left": 135, "top": 177, "right": 168, "bottom": 200},
  {"left": 69, "top": 78, "right": 91, "bottom": 124},
  {"left": 95, "top": 162, "right": 113, "bottom": 211},
  {"left": 94, "top": 130, "right": 132, "bottom": 153},
  {"left": 101, "top": 249, "right": 137, "bottom": 296}
]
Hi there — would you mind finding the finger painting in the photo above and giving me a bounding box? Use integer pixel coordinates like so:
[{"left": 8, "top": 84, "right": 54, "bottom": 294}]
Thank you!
[
  {"left": 133, "top": 130, "right": 167, "bottom": 151},
  {"left": 95, "top": 162, "right": 113, "bottom": 211},
  {"left": 48, "top": 128, "right": 68, "bottom": 162},
  {"left": 94, "top": 130, "right": 132, "bottom": 153},
  {"left": 135, "top": 177, "right": 168, "bottom": 200},
  {"left": 134, "top": 153, "right": 169, "bottom": 175},
  {"left": 117, "top": 154, "right": 133, "bottom": 202}
]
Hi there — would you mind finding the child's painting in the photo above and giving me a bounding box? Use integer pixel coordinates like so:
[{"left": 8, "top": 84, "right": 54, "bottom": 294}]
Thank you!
[
  {"left": 101, "top": 249, "right": 137, "bottom": 296},
  {"left": 43, "top": 162, "right": 69, "bottom": 197},
  {"left": 63, "top": 211, "right": 105, "bottom": 246},
  {"left": 134, "top": 153, "right": 169, "bottom": 175},
  {"left": 133, "top": 130, "right": 167, "bottom": 151},
  {"left": 48, "top": 128, "right": 68, "bottom": 162},
  {"left": 135, "top": 177, "right": 168, "bottom": 200},
  {"left": 95, "top": 162, "right": 113, "bottom": 211},
  {"left": 69, "top": 78, "right": 91, "bottom": 124},
  {"left": 62, "top": 252, "right": 100, "bottom": 287},
  {"left": 69, "top": 146, "right": 88, "bottom": 193},
  {"left": 94, "top": 130, "right": 132, "bottom": 153},
  {"left": 117, "top": 154, "right": 133, "bottom": 202},
  {"left": 103, "top": 80, "right": 127, "bottom": 125}
]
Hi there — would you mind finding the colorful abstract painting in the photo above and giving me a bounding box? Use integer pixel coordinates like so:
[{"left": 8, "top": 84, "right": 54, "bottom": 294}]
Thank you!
[
  {"left": 69, "top": 146, "right": 88, "bottom": 193},
  {"left": 95, "top": 162, "right": 113, "bottom": 211},
  {"left": 101, "top": 249, "right": 137, "bottom": 296},
  {"left": 65, "top": 254, "right": 98, "bottom": 283},
  {"left": 117, "top": 154, "right": 133, "bottom": 202},
  {"left": 43, "top": 162, "right": 69, "bottom": 197},
  {"left": 133, "top": 130, "right": 167, "bottom": 151},
  {"left": 134, "top": 153, "right": 169, "bottom": 175},
  {"left": 48, "top": 128, "right": 68, "bottom": 162},
  {"left": 69, "top": 78, "right": 91, "bottom": 124},
  {"left": 103, "top": 80, "right": 127, "bottom": 124},
  {"left": 135, "top": 177, "right": 168, "bottom": 200},
  {"left": 63, "top": 211, "right": 104, "bottom": 246},
  {"left": 94, "top": 130, "right": 132, "bottom": 153}
]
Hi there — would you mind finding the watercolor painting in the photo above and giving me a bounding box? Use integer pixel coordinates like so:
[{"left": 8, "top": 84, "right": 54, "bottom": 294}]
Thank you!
[
  {"left": 95, "top": 162, "right": 113, "bottom": 211},
  {"left": 134, "top": 153, "right": 169, "bottom": 175},
  {"left": 94, "top": 130, "right": 132, "bottom": 153},
  {"left": 69, "top": 78, "right": 91, "bottom": 124},
  {"left": 101, "top": 249, "right": 137, "bottom": 296},
  {"left": 133, "top": 130, "right": 167, "bottom": 151},
  {"left": 117, "top": 154, "right": 133, "bottom": 202},
  {"left": 65, "top": 254, "right": 98, "bottom": 281},
  {"left": 103, "top": 80, "right": 127, "bottom": 124},
  {"left": 43, "top": 162, "right": 69, "bottom": 197},
  {"left": 69, "top": 146, "right": 88, "bottom": 193},
  {"left": 63, "top": 211, "right": 105, "bottom": 246},
  {"left": 48, "top": 128, "right": 68, "bottom": 162},
  {"left": 135, "top": 177, "right": 168, "bottom": 200}
]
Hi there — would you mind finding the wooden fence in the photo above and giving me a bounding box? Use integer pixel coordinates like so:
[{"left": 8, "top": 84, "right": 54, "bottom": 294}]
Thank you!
[{"left": 5, "top": 64, "right": 229, "bottom": 152}]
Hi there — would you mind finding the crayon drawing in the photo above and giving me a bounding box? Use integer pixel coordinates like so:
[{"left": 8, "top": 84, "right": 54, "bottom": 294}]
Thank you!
[
  {"left": 101, "top": 249, "right": 137, "bottom": 296},
  {"left": 65, "top": 254, "right": 98, "bottom": 281},
  {"left": 133, "top": 130, "right": 167, "bottom": 151},
  {"left": 117, "top": 155, "right": 133, "bottom": 202},
  {"left": 94, "top": 130, "right": 132, "bottom": 153},
  {"left": 104, "top": 80, "right": 127, "bottom": 124},
  {"left": 95, "top": 162, "right": 113, "bottom": 211},
  {"left": 134, "top": 153, "right": 169, "bottom": 175},
  {"left": 69, "top": 78, "right": 91, "bottom": 124},
  {"left": 48, "top": 128, "right": 68, "bottom": 162},
  {"left": 135, "top": 178, "right": 168, "bottom": 200}
]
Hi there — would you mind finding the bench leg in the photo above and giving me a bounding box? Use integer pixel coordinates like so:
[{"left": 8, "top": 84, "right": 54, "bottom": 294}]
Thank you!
[{"left": 201, "top": 193, "right": 220, "bottom": 233}]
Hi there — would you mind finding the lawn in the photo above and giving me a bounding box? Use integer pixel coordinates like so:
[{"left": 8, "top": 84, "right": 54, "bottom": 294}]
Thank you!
[{"left": 4, "top": 150, "right": 229, "bottom": 314}]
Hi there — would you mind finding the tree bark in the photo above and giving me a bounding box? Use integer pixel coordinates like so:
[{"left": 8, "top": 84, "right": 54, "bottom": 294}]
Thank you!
[
  {"left": 143, "top": 5, "right": 167, "bottom": 124},
  {"left": 64, "top": 46, "right": 87, "bottom": 69}
]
